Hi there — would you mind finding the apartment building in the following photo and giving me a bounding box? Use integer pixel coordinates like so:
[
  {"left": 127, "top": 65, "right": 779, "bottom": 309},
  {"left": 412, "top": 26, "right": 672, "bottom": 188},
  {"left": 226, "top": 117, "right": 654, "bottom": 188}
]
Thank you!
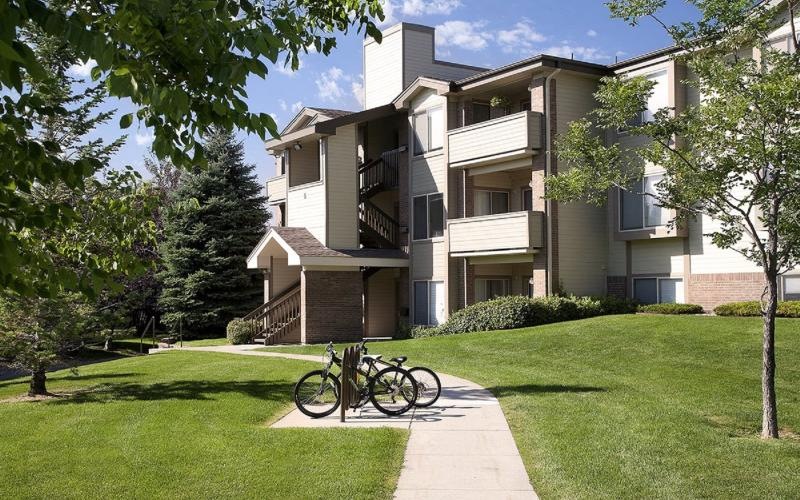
[{"left": 245, "top": 20, "right": 799, "bottom": 345}]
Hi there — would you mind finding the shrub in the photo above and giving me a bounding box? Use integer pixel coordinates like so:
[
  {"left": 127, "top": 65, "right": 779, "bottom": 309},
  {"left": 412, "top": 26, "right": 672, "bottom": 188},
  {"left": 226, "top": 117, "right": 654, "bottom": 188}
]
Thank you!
[
  {"left": 226, "top": 318, "right": 253, "bottom": 345},
  {"left": 714, "top": 300, "right": 800, "bottom": 318},
  {"left": 638, "top": 303, "right": 704, "bottom": 315},
  {"left": 413, "top": 294, "right": 638, "bottom": 337}
]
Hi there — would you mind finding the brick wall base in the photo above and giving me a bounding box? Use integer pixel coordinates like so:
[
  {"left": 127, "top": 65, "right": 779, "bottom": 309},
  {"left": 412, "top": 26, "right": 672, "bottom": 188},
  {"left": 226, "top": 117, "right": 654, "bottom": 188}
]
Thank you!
[
  {"left": 688, "top": 272, "right": 765, "bottom": 312},
  {"left": 301, "top": 270, "right": 363, "bottom": 344},
  {"left": 606, "top": 276, "right": 627, "bottom": 299}
]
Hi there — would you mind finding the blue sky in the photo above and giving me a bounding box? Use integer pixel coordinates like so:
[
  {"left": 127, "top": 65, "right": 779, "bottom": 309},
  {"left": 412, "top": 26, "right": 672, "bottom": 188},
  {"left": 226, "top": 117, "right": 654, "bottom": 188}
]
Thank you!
[{"left": 72, "top": 0, "right": 698, "bottom": 184}]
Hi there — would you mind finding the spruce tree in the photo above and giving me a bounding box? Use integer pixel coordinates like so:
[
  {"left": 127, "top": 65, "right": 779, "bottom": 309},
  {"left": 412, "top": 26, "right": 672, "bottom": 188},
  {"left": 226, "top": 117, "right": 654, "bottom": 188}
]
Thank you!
[{"left": 159, "top": 129, "right": 269, "bottom": 337}]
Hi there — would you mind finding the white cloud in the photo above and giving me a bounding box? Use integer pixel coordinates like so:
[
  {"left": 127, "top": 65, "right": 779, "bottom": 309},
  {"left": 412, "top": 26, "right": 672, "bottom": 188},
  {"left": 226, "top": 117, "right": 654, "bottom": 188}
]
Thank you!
[
  {"left": 402, "top": 0, "right": 461, "bottom": 16},
  {"left": 587, "top": 29, "right": 598, "bottom": 37},
  {"left": 135, "top": 131, "right": 154, "bottom": 146},
  {"left": 273, "top": 57, "right": 304, "bottom": 77},
  {"left": 542, "top": 44, "right": 610, "bottom": 63},
  {"left": 352, "top": 74, "right": 365, "bottom": 108},
  {"left": 435, "top": 20, "right": 492, "bottom": 51},
  {"left": 377, "top": 0, "right": 398, "bottom": 26},
  {"left": 67, "top": 59, "right": 97, "bottom": 78},
  {"left": 290, "top": 101, "right": 304, "bottom": 114},
  {"left": 278, "top": 99, "right": 288, "bottom": 112},
  {"left": 315, "top": 66, "right": 347, "bottom": 102},
  {"left": 496, "top": 20, "right": 546, "bottom": 54}
]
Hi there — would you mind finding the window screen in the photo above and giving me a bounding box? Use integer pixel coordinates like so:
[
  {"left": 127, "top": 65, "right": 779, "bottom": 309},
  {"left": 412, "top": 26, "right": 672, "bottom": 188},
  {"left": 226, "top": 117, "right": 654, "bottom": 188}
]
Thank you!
[
  {"left": 413, "top": 112, "right": 427, "bottom": 156},
  {"left": 414, "top": 282, "right": 429, "bottom": 325},
  {"left": 428, "top": 193, "right": 444, "bottom": 238},
  {"left": 634, "top": 278, "right": 658, "bottom": 305},
  {"left": 491, "top": 192, "right": 509, "bottom": 214},
  {"left": 784, "top": 276, "right": 800, "bottom": 300},
  {"left": 475, "top": 191, "right": 492, "bottom": 216},
  {"left": 620, "top": 180, "right": 644, "bottom": 230},
  {"left": 473, "top": 102, "right": 491, "bottom": 123},
  {"left": 413, "top": 196, "right": 428, "bottom": 240},
  {"left": 644, "top": 175, "right": 667, "bottom": 227},
  {"left": 658, "top": 279, "right": 682, "bottom": 304}
]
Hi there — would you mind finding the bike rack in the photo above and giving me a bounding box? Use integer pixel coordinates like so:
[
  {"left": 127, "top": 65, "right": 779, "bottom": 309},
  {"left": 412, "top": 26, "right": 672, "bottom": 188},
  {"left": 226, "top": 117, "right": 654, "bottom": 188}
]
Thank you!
[{"left": 340, "top": 345, "right": 361, "bottom": 422}]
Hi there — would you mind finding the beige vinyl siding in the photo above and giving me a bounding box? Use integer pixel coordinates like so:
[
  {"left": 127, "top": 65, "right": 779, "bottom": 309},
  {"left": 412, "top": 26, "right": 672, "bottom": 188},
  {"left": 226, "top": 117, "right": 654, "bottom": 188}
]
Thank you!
[
  {"left": 411, "top": 240, "right": 448, "bottom": 280},
  {"left": 287, "top": 141, "right": 320, "bottom": 187},
  {"left": 269, "top": 258, "right": 300, "bottom": 300},
  {"left": 366, "top": 269, "right": 396, "bottom": 337},
  {"left": 688, "top": 214, "right": 761, "bottom": 274},
  {"left": 555, "top": 73, "right": 607, "bottom": 296},
  {"left": 631, "top": 238, "right": 684, "bottom": 275},
  {"left": 363, "top": 28, "right": 404, "bottom": 109},
  {"left": 287, "top": 182, "right": 326, "bottom": 244},
  {"left": 325, "top": 124, "right": 358, "bottom": 249},
  {"left": 449, "top": 211, "right": 543, "bottom": 254},
  {"left": 410, "top": 90, "right": 447, "bottom": 196},
  {"left": 448, "top": 111, "right": 541, "bottom": 167},
  {"left": 402, "top": 28, "right": 480, "bottom": 84}
]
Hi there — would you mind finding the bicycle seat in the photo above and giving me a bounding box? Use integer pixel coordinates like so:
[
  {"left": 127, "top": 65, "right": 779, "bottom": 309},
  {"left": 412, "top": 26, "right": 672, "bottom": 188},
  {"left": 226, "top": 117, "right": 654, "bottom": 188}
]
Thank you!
[
  {"left": 390, "top": 356, "right": 407, "bottom": 364},
  {"left": 362, "top": 354, "right": 382, "bottom": 363}
]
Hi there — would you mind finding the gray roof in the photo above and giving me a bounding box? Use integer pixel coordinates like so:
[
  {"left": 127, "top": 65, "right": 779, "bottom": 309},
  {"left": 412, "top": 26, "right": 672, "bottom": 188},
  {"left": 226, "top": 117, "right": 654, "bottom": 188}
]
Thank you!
[
  {"left": 307, "top": 107, "right": 354, "bottom": 119},
  {"left": 272, "top": 227, "right": 408, "bottom": 260}
]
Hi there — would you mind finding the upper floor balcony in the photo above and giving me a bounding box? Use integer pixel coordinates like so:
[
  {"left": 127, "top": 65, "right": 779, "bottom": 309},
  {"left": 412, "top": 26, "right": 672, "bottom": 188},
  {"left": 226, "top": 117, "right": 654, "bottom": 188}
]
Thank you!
[
  {"left": 448, "top": 210, "right": 544, "bottom": 257},
  {"left": 266, "top": 174, "right": 287, "bottom": 204},
  {"left": 448, "top": 110, "right": 542, "bottom": 169}
]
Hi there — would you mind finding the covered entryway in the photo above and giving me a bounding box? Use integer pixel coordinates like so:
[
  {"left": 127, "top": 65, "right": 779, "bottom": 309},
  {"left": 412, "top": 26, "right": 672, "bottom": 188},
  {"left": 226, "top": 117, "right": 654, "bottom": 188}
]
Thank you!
[{"left": 247, "top": 227, "right": 408, "bottom": 344}]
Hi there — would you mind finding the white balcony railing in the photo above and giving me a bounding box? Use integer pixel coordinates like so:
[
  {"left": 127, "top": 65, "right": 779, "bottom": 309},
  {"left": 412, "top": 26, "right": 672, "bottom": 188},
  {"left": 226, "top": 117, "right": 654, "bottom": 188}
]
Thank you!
[
  {"left": 448, "top": 111, "right": 542, "bottom": 169},
  {"left": 448, "top": 211, "right": 544, "bottom": 256},
  {"left": 265, "top": 175, "right": 287, "bottom": 203}
]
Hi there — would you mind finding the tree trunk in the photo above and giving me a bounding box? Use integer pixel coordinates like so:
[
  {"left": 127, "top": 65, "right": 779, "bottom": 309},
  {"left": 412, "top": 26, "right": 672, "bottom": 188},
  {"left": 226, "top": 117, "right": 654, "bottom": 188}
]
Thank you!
[
  {"left": 28, "top": 369, "right": 47, "bottom": 397},
  {"left": 761, "top": 272, "right": 779, "bottom": 439}
]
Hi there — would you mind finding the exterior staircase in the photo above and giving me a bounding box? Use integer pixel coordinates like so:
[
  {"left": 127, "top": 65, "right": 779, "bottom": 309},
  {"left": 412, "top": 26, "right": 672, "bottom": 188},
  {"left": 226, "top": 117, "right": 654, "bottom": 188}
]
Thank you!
[
  {"left": 358, "top": 146, "right": 404, "bottom": 249},
  {"left": 243, "top": 281, "right": 301, "bottom": 345}
]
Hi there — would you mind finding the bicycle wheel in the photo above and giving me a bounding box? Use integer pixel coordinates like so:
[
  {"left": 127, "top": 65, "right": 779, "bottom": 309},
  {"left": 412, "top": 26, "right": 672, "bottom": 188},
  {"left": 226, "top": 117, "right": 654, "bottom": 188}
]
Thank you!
[
  {"left": 294, "top": 370, "right": 341, "bottom": 418},
  {"left": 369, "top": 366, "right": 417, "bottom": 416},
  {"left": 408, "top": 367, "right": 441, "bottom": 407}
]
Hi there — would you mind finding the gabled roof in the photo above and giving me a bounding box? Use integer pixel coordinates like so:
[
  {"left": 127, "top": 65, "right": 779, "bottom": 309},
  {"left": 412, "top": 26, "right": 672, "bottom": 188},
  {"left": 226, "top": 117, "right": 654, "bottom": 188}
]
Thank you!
[
  {"left": 247, "top": 227, "right": 408, "bottom": 269},
  {"left": 392, "top": 76, "right": 454, "bottom": 109},
  {"left": 280, "top": 107, "right": 354, "bottom": 136}
]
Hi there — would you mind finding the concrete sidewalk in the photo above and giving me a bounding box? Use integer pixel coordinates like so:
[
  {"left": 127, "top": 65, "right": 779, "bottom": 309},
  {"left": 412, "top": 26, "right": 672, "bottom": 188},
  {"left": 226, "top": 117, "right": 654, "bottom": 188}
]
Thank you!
[{"left": 151, "top": 344, "right": 538, "bottom": 499}]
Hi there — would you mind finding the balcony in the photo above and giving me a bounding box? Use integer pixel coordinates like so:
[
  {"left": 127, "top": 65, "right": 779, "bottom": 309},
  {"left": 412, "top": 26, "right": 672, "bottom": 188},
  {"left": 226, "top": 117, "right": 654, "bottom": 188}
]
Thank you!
[
  {"left": 448, "top": 211, "right": 544, "bottom": 257},
  {"left": 448, "top": 111, "right": 542, "bottom": 169},
  {"left": 266, "top": 175, "right": 287, "bottom": 203}
]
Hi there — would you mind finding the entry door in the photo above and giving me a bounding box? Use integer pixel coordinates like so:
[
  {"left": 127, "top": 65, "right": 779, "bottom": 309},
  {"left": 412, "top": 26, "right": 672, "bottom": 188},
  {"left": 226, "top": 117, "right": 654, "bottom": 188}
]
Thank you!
[{"left": 430, "top": 281, "right": 445, "bottom": 326}]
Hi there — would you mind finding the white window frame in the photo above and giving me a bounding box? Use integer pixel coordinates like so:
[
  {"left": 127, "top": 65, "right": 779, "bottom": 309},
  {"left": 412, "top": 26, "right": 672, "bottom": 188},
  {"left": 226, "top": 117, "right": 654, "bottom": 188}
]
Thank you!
[
  {"left": 475, "top": 277, "right": 511, "bottom": 302},
  {"left": 620, "top": 69, "right": 669, "bottom": 131},
  {"left": 619, "top": 173, "right": 667, "bottom": 231},
  {"left": 633, "top": 277, "right": 684, "bottom": 304},
  {"left": 412, "top": 192, "right": 444, "bottom": 241},
  {"left": 412, "top": 106, "right": 444, "bottom": 157},
  {"left": 474, "top": 189, "right": 510, "bottom": 216},
  {"left": 782, "top": 275, "right": 800, "bottom": 301},
  {"left": 413, "top": 280, "right": 445, "bottom": 326}
]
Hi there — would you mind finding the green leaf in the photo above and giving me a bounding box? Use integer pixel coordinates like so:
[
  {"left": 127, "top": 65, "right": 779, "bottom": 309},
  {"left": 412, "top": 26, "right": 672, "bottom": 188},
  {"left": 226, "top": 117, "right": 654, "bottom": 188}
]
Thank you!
[
  {"left": 0, "top": 40, "right": 24, "bottom": 63},
  {"left": 119, "top": 113, "right": 133, "bottom": 129}
]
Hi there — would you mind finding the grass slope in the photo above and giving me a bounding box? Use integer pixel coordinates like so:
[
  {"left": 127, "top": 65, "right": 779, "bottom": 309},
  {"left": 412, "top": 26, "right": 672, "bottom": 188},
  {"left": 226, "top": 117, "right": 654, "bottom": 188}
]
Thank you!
[
  {"left": 0, "top": 352, "right": 406, "bottom": 499},
  {"left": 264, "top": 315, "right": 800, "bottom": 499}
]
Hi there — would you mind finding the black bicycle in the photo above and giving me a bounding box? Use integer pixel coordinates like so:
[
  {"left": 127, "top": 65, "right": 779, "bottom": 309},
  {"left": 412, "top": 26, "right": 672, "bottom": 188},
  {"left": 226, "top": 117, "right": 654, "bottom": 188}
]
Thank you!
[
  {"left": 360, "top": 342, "right": 442, "bottom": 408},
  {"left": 293, "top": 341, "right": 418, "bottom": 418}
]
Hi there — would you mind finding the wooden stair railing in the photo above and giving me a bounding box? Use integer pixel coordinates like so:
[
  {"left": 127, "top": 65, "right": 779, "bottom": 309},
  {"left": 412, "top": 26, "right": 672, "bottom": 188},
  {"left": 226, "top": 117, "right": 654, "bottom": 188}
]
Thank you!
[
  {"left": 359, "top": 200, "right": 400, "bottom": 248},
  {"left": 358, "top": 146, "right": 405, "bottom": 201},
  {"left": 243, "top": 281, "right": 301, "bottom": 344}
]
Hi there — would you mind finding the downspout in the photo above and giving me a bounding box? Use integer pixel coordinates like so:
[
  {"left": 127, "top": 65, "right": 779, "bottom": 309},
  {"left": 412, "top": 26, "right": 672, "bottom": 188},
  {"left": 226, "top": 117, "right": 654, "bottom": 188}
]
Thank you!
[{"left": 544, "top": 68, "right": 561, "bottom": 296}]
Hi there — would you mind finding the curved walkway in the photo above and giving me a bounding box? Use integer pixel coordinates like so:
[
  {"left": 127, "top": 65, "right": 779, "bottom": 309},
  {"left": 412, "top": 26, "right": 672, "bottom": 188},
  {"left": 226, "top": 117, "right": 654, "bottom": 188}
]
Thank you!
[{"left": 151, "top": 344, "right": 537, "bottom": 499}]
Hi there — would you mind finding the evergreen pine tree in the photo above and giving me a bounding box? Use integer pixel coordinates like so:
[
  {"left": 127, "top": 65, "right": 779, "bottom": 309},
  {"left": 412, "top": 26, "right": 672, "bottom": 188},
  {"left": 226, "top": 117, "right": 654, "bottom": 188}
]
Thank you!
[{"left": 159, "top": 129, "right": 269, "bottom": 337}]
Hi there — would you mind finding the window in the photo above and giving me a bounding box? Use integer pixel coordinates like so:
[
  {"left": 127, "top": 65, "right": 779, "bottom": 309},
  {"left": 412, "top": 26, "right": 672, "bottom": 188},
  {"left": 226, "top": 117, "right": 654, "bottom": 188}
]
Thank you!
[
  {"left": 633, "top": 277, "right": 684, "bottom": 304},
  {"left": 475, "top": 278, "right": 511, "bottom": 302},
  {"left": 627, "top": 70, "right": 668, "bottom": 127},
  {"left": 414, "top": 281, "right": 445, "bottom": 325},
  {"left": 620, "top": 174, "right": 668, "bottom": 230},
  {"left": 520, "top": 100, "right": 531, "bottom": 112},
  {"left": 278, "top": 150, "right": 289, "bottom": 175},
  {"left": 319, "top": 138, "right": 327, "bottom": 175},
  {"left": 413, "top": 193, "right": 444, "bottom": 240},
  {"left": 474, "top": 190, "right": 509, "bottom": 216},
  {"left": 472, "top": 102, "right": 491, "bottom": 124},
  {"left": 784, "top": 275, "right": 800, "bottom": 301},
  {"left": 522, "top": 188, "right": 533, "bottom": 211},
  {"left": 413, "top": 106, "right": 444, "bottom": 156}
]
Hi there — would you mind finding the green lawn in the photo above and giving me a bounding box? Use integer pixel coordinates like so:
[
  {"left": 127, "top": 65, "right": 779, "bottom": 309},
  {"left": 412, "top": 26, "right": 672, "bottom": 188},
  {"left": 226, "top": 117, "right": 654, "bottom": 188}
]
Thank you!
[
  {"left": 263, "top": 315, "right": 800, "bottom": 499},
  {"left": 0, "top": 352, "right": 406, "bottom": 499}
]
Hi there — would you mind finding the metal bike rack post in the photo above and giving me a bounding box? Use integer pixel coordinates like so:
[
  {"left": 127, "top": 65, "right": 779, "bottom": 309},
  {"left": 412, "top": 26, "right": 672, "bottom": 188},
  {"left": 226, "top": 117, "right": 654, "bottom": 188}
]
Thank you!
[{"left": 340, "top": 345, "right": 359, "bottom": 423}]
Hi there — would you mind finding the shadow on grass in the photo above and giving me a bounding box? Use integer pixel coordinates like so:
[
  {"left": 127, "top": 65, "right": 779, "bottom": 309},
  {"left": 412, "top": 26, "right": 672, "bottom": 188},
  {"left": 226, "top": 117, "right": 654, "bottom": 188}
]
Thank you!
[
  {"left": 488, "top": 384, "right": 607, "bottom": 397},
  {"left": 49, "top": 379, "right": 294, "bottom": 404}
]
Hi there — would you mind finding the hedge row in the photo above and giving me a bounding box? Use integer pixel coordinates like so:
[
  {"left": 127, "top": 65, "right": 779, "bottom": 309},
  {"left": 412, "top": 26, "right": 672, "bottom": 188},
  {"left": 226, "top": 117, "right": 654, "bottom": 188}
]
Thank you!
[
  {"left": 714, "top": 300, "right": 800, "bottom": 318},
  {"left": 411, "top": 295, "right": 637, "bottom": 338},
  {"left": 638, "top": 303, "right": 705, "bottom": 315}
]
